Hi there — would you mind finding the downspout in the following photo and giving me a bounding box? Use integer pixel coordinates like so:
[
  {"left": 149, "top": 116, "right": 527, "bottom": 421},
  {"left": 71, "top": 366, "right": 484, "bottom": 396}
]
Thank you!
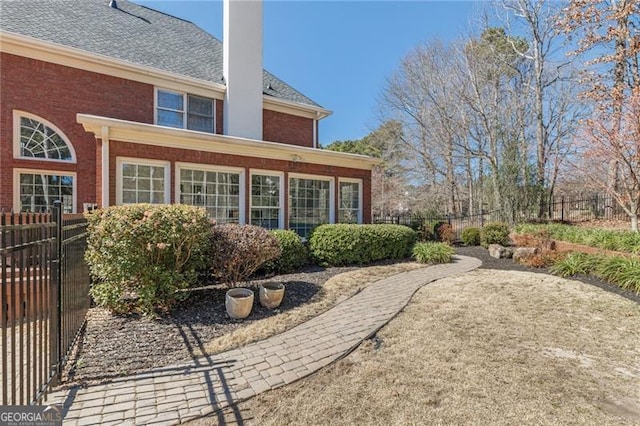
[{"left": 101, "top": 126, "right": 110, "bottom": 208}]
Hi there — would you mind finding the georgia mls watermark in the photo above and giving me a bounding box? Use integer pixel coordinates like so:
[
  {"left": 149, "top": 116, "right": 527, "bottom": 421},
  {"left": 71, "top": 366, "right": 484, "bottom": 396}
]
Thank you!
[{"left": 0, "top": 405, "right": 62, "bottom": 426}]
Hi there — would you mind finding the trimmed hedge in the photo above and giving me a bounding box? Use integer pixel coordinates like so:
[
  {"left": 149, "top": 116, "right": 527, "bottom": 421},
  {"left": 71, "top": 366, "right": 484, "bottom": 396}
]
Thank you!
[
  {"left": 308, "top": 224, "right": 417, "bottom": 266},
  {"left": 263, "top": 229, "right": 309, "bottom": 274},
  {"left": 85, "top": 204, "right": 211, "bottom": 315}
]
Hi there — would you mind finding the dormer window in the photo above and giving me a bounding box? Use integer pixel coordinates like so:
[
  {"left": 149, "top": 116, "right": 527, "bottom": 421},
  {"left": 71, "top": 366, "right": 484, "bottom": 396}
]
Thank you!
[{"left": 155, "top": 89, "right": 215, "bottom": 133}]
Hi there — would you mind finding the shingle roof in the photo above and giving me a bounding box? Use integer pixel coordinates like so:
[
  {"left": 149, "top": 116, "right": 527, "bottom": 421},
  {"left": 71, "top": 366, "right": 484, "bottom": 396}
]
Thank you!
[{"left": 0, "top": 0, "right": 322, "bottom": 108}]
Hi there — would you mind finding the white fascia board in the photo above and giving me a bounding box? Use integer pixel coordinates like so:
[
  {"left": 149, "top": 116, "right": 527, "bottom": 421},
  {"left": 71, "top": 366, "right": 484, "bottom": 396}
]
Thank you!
[
  {"left": 77, "top": 114, "right": 381, "bottom": 171},
  {"left": 263, "top": 96, "right": 332, "bottom": 120}
]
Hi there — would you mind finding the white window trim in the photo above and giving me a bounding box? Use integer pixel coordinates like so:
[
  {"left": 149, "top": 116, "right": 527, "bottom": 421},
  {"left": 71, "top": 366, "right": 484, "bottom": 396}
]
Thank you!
[
  {"left": 13, "top": 110, "right": 77, "bottom": 163},
  {"left": 288, "top": 173, "right": 335, "bottom": 224},
  {"left": 115, "top": 157, "right": 171, "bottom": 205},
  {"left": 13, "top": 167, "right": 78, "bottom": 213},
  {"left": 154, "top": 88, "right": 216, "bottom": 133},
  {"left": 175, "top": 162, "right": 245, "bottom": 224},
  {"left": 249, "top": 169, "right": 285, "bottom": 230},
  {"left": 338, "top": 178, "right": 363, "bottom": 224}
]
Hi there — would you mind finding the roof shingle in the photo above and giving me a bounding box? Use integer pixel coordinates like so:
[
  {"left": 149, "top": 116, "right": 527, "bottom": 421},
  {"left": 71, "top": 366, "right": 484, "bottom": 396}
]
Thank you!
[{"left": 0, "top": 0, "right": 322, "bottom": 108}]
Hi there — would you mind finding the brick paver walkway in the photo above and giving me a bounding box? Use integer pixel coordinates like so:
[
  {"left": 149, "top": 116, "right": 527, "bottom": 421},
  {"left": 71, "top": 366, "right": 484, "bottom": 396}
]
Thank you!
[{"left": 49, "top": 255, "right": 481, "bottom": 425}]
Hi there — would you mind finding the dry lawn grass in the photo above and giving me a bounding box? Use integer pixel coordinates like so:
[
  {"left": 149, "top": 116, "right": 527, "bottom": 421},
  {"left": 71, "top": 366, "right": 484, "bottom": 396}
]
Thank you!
[
  {"left": 203, "top": 262, "right": 427, "bottom": 355},
  {"left": 226, "top": 269, "right": 640, "bottom": 425}
]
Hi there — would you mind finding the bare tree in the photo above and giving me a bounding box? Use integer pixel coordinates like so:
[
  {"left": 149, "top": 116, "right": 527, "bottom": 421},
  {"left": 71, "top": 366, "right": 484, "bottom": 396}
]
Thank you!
[
  {"left": 560, "top": 0, "right": 640, "bottom": 227},
  {"left": 498, "top": 0, "right": 584, "bottom": 217},
  {"left": 381, "top": 39, "right": 466, "bottom": 215}
]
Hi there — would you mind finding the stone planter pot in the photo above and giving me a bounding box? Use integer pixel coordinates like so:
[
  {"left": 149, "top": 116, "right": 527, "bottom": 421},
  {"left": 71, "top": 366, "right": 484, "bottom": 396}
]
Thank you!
[
  {"left": 225, "top": 288, "right": 254, "bottom": 319},
  {"left": 259, "top": 282, "right": 285, "bottom": 309}
]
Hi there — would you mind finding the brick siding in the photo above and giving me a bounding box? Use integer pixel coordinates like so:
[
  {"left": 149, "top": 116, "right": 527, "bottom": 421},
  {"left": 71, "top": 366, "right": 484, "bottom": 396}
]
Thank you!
[{"left": 1, "top": 52, "right": 368, "bottom": 223}]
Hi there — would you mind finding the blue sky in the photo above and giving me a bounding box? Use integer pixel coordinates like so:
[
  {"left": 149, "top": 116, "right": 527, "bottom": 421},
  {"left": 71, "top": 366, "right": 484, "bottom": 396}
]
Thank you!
[{"left": 135, "top": 1, "right": 484, "bottom": 145}]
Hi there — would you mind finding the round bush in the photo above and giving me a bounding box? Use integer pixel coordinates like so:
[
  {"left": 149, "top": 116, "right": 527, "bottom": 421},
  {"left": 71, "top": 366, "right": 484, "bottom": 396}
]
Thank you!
[
  {"left": 263, "top": 230, "right": 309, "bottom": 274},
  {"left": 309, "top": 224, "right": 417, "bottom": 266},
  {"left": 436, "top": 223, "right": 455, "bottom": 244},
  {"left": 85, "top": 204, "right": 211, "bottom": 315},
  {"left": 209, "top": 224, "right": 281, "bottom": 286},
  {"left": 480, "top": 222, "right": 511, "bottom": 248},
  {"left": 461, "top": 227, "right": 481, "bottom": 246}
]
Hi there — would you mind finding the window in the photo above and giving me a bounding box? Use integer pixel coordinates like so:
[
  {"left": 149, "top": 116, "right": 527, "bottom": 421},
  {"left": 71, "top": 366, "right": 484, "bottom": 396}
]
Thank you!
[
  {"left": 15, "top": 170, "right": 75, "bottom": 213},
  {"left": 289, "top": 175, "right": 334, "bottom": 238},
  {"left": 14, "top": 111, "right": 75, "bottom": 162},
  {"left": 251, "top": 172, "right": 283, "bottom": 230},
  {"left": 338, "top": 180, "right": 362, "bottom": 224},
  {"left": 117, "top": 159, "right": 169, "bottom": 205},
  {"left": 178, "top": 164, "right": 243, "bottom": 224},
  {"left": 156, "top": 89, "right": 215, "bottom": 133}
]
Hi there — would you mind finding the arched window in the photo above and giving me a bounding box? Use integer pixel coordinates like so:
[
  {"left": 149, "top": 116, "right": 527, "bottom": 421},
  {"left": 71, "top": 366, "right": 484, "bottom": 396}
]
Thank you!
[{"left": 14, "top": 111, "right": 75, "bottom": 162}]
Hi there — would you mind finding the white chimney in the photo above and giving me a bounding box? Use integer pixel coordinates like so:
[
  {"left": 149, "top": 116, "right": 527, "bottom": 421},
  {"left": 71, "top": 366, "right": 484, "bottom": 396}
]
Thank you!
[{"left": 223, "top": 0, "right": 263, "bottom": 140}]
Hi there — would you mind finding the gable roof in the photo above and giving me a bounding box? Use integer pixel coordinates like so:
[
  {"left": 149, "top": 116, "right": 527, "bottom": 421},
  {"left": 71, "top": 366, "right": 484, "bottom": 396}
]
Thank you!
[{"left": 0, "top": 0, "right": 322, "bottom": 108}]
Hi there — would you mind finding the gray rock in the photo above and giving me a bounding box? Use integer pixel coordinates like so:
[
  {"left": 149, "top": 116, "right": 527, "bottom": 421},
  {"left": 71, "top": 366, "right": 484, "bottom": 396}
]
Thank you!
[
  {"left": 513, "top": 247, "right": 538, "bottom": 263},
  {"left": 488, "top": 244, "right": 513, "bottom": 259}
]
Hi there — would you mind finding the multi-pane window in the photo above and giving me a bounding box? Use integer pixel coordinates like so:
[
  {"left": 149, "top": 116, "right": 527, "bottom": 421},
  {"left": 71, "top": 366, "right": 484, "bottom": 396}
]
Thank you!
[
  {"left": 338, "top": 180, "right": 361, "bottom": 223},
  {"left": 179, "top": 167, "right": 241, "bottom": 223},
  {"left": 17, "top": 115, "right": 73, "bottom": 161},
  {"left": 120, "top": 162, "right": 168, "bottom": 204},
  {"left": 156, "top": 89, "right": 215, "bottom": 133},
  {"left": 251, "top": 174, "right": 282, "bottom": 230},
  {"left": 289, "top": 177, "right": 332, "bottom": 238},
  {"left": 19, "top": 172, "right": 74, "bottom": 213}
]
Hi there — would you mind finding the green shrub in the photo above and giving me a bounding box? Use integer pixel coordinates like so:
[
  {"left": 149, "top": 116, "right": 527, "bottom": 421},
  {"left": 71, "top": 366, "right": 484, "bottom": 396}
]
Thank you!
[
  {"left": 209, "top": 224, "right": 281, "bottom": 287},
  {"left": 461, "top": 227, "right": 481, "bottom": 246},
  {"left": 309, "top": 224, "right": 417, "bottom": 266},
  {"left": 416, "top": 222, "right": 435, "bottom": 242},
  {"left": 412, "top": 242, "right": 455, "bottom": 264},
  {"left": 85, "top": 204, "right": 211, "bottom": 315},
  {"left": 263, "top": 229, "right": 309, "bottom": 274},
  {"left": 480, "top": 222, "right": 511, "bottom": 248}
]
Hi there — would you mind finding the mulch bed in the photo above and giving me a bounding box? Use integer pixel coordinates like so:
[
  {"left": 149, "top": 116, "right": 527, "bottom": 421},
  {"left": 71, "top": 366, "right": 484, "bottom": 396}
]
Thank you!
[
  {"left": 58, "top": 247, "right": 639, "bottom": 390},
  {"left": 58, "top": 265, "right": 358, "bottom": 388},
  {"left": 455, "top": 245, "right": 640, "bottom": 304}
]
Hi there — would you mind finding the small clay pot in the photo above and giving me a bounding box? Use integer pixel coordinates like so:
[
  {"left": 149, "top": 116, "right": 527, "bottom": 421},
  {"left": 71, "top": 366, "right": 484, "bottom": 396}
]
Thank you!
[
  {"left": 259, "top": 282, "right": 285, "bottom": 309},
  {"left": 225, "top": 288, "right": 254, "bottom": 319}
]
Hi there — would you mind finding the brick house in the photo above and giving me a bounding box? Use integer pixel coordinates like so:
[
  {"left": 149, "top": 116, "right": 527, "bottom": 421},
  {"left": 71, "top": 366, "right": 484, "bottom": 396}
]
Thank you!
[{"left": 0, "top": 0, "right": 378, "bottom": 237}]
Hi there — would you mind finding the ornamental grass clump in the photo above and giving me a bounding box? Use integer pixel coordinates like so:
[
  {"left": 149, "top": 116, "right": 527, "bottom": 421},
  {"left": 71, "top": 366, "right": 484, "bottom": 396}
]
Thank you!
[
  {"left": 85, "top": 204, "right": 211, "bottom": 315},
  {"left": 209, "top": 224, "right": 281, "bottom": 287},
  {"left": 595, "top": 256, "right": 640, "bottom": 293},
  {"left": 412, "top": 242, "right": 455, "bottom": 264},
  {"left": 549, "top": 252, "right": 599, "bottom": 277}
]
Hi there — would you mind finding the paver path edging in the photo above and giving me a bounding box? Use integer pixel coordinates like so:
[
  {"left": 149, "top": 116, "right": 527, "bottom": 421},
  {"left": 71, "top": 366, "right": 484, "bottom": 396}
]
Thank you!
[{"left": 49, "top": 255, "right": 482, "bottom": 425}]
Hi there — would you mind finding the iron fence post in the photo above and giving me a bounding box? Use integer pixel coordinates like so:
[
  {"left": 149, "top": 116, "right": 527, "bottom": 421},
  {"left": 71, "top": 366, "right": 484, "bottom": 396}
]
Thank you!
[
  {"left": 51, "top": 200, "right": 63, "bottom": 387},
  {"left": 561, "top": 196, "right": 565, "bottom": 222}
]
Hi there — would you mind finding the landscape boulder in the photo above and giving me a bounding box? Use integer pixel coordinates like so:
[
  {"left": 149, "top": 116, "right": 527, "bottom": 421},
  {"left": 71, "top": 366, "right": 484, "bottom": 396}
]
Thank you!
[
  {"left": 488, "top": 244, "right": 513, "bottom": 259},
  {"left": 513, "top": 247, "right": 538, "bottom": 263}
]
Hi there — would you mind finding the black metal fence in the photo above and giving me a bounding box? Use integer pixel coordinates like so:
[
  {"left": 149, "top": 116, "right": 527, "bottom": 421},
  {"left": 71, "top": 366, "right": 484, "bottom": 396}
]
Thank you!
[
  {"left": 374, "top": 194, "right": 631, "bottom": 240},
  {"left": 1, "top": 202, "right": 90, "bottom": 405}
]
